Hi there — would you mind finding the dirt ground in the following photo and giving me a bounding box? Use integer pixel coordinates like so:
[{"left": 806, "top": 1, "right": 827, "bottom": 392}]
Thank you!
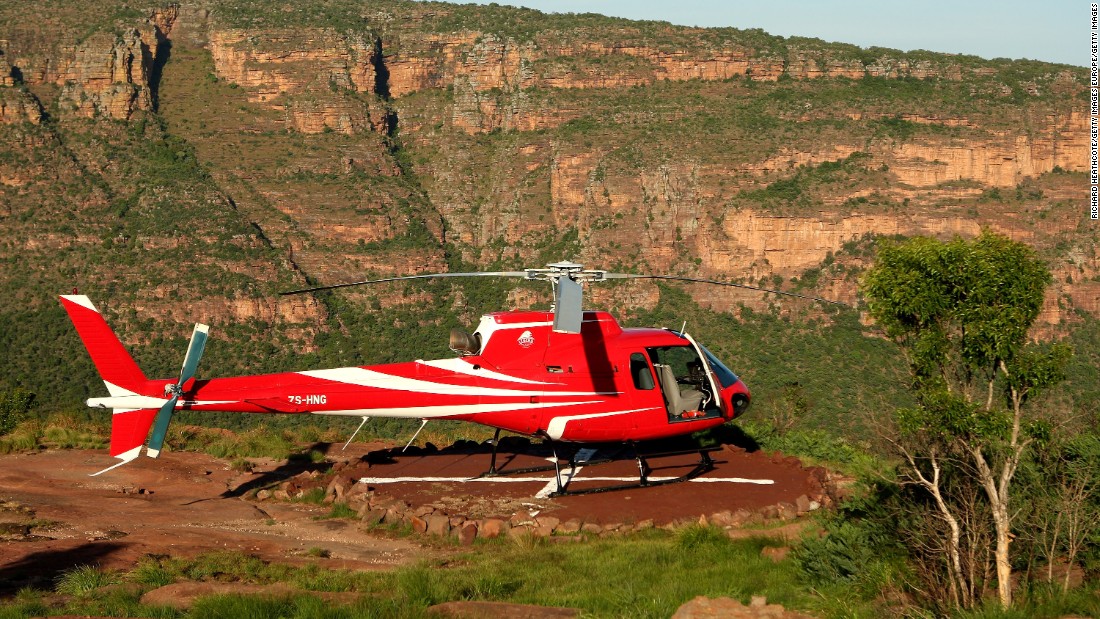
[
  {"left": 0, "top": 446, "right": 423, "bottom": 595},
  {"left": 0, "top": 440, "right": 829, "bottom": 597}
]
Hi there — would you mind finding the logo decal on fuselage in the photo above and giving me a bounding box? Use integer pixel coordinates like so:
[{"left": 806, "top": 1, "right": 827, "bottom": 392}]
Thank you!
[{"left": 517, "top": 330, "right": 535, "bottom": 348}]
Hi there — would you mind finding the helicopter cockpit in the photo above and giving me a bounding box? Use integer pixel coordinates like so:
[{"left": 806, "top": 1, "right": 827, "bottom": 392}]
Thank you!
[{"left": 643, "top": 344, "right": 723, "bottom": 422}]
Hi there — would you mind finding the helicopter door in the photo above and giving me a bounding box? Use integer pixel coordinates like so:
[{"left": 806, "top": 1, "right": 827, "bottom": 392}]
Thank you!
[
  {"left": 681, "top": 332, "right": 728, "bottom": 417},
  {"left": 644, "top": 343, "right": 717, "bottom": 421}
]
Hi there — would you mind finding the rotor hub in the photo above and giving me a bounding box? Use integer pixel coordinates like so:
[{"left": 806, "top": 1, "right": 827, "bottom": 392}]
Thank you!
[{"left": 525, "top": 262, "right": 607, "bottom": 284}]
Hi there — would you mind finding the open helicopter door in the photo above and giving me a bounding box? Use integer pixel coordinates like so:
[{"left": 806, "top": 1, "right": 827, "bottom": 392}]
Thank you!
[{"left": 680, "top": 331, "right": 728, "bottom": 417}]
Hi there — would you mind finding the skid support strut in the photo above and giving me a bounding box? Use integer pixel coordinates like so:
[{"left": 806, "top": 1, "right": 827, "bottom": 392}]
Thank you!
[
  {"left": 547, "top": 443, "right": 717, "bottom": 498},
  {"left": 486, "top": 428, "right": 503, "bottom": 475},
  {"left": 479, "top": 431, "right": 574, "bottom": 479}
]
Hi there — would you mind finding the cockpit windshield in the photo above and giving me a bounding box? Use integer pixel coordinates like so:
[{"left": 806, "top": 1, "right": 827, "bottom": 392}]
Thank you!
[{"left": 700, "top": 345, "right": 739, "bottom": 388}]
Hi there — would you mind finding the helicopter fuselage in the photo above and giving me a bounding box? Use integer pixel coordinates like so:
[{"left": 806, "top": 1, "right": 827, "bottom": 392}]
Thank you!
[
  {"left": 147, "top": 311, "right": 748, "bottom": 442},
  {"left": 62, "top": 294, "right": 750, "bottom": 469},
  {"left": 81, "top": 306, "right": 749, "bottom": 447}
]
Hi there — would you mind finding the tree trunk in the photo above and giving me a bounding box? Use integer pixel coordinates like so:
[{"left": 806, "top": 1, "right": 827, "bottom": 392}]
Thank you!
[
  {"left": 993, "top": 505, "right": 1013, "bottom": 607},
  {"left": 972, "top": 444, "right": 1017, "bottom": 608},
  {"left": 904, "top": 446, "right": 970, "bottom": 608}
]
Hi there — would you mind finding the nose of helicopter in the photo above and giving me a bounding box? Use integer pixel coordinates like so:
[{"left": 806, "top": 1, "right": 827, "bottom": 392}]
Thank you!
[{"left": 726, "top": 380, "right": 751, "bottom": 419}]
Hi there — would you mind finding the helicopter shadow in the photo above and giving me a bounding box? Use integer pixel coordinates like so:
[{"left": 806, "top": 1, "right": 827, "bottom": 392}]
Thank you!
[
  {"left": 219, "top": 441, "right": 336, "bottom": 499},
  {"left": 361, "top": 429, "right": 762, "bottom": 480},
  {"left": 179, "top": 442, "right": 335, "bottom": 505},
  {"left": 0, "top": 542, "right": 125, "bottom": 596},
  {"left": 363, "top": 435, "right": 553, "bottom": 468}
]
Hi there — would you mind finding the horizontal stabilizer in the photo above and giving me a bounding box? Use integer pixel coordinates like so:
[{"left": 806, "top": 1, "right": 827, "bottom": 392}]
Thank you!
[
  {"left": 90, "top": 445, "right": 142, "bottom": 477},
  {"left": 107, "top": 407, "right": 159, "bottom": 459},
  {"left": 87, "top": 394, "right": 169, "bottom": 410}
]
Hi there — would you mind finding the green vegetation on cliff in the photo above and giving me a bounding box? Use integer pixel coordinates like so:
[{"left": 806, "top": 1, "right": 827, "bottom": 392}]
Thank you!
[{"left": 0, "top": 0, "right": 1090, "bottom": 452}]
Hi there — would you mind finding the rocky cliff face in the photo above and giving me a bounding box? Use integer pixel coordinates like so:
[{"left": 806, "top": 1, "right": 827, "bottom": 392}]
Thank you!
[
  {"left": 883, "top": 111, "right": 1088, "bottom": 188},
  {"left": 0, "top": 86, "right": 42, "bottom": 124},
  {"left": 2, "top": 6, "right": 177, "bottom": 120},
  {"left": 0, "top": 0, "right": 1091, "bottom": 343},
  {"left": 208, "top": 28, "right": 389, "bottom": 134}
]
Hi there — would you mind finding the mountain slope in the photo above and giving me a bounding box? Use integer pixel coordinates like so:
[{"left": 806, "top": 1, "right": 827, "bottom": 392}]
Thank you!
[{"left": 0, "top": 0, "right": 1093, "bottom": 427}]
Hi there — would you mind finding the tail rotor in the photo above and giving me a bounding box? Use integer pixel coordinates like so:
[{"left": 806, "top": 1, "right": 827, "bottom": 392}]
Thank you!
[{"left": 146, "top": 323, "right": 208, "bottom": 458}]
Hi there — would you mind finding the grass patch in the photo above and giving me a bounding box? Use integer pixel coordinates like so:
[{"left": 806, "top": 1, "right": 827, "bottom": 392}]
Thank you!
[
  {"left": 734, "top": 419, "right": 881, "bottom": 476},
  {"left": 171, "top": 425, "right": 298, "bottom": 460},
  {"left": 0, "top": 422, "right": 40, "bottom": 454},
  {"left": 3, "top": 539, "right": 1095, "bottom": 618},
  {"left": 128, "top": 555, "right": 177, "bottom": 588},
  {"left": 0, "top": 413, "right": 108, "bottom": 454},
  {"left": 296, "top": 487, "right": 328, "bottom": 505},
  {"left": 188, "top": 593, "right": 336, "bottom": 619},
  {"left": 321, "top": 503, "right": 358, "bottom": 520},
  {"left": 54, "top": 565, "right": 119, "bottom": 596}
]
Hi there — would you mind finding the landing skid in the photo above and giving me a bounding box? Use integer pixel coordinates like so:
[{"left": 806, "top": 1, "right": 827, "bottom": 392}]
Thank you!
[
  {"left": 479, "top": 430, "right": 718, "bottom": 497},
  {"left": 546, "top": 443, "right": 716, "bottom": 497},
  {"left": 478, "top": 429, "right": 613, "bottom": 478}
]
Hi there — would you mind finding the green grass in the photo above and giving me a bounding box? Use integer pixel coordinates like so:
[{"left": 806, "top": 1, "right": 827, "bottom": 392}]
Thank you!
[
  {"left": 1, "top": 532, "right": 1095, "bottom": 618},
  {"left": 321, "top": 503, "right": 359, "bottom": 520},
  {"left": 952, "top": 586, "right": 1100, "bottom": 619},
  {"left": 54, "top": 565, "right": 120, "bottom": 596},
  {"left": 8, "top": 536, "right": 845, "bottom": 616}
]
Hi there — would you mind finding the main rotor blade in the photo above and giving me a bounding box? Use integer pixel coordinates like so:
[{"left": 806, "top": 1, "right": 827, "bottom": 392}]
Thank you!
[
  {"left": 601, "top": 274, "right": 851, "bottom": 307},
  {"left": 280, "top": 271, "right": 529, "bottom": 296}
]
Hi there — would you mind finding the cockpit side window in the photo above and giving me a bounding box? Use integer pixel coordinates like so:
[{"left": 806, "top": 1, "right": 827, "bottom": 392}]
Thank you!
[{"left": 629, "top": 353, "right": 655, "bottom": 390}]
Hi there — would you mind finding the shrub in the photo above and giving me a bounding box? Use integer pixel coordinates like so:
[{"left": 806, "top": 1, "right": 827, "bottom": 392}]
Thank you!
[{"left": 0, "top": 389, "right": 35, "bottom": 436}]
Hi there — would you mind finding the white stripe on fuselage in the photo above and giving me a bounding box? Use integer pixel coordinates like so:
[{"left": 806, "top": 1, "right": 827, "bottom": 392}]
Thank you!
[
  {"left": 416, "top": 358, "right": 556, "bottom": 385},
  {"left": 299, "top": 367, "right": 614, "bottom": 398},
  {"left": 545, "top": 407, "right": 657, "bottom": 440},
  {"left": 310, "top": 400, "right": 597, "bottom": 419}
]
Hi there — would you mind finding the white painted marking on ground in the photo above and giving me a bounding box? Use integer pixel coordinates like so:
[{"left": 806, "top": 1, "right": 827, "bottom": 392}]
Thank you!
[
  {"left": 534, "top": 466, "right": 584, "bottom": 499},
  {"left": 359, "top": 476, "right": 774, "bottom": 485},
  {"left": 574, "top": 448, "right": 599, "bottom": 463}
]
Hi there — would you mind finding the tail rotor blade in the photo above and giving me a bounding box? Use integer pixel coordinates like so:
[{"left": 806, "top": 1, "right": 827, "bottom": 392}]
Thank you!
[
  {"left": 148, "top": 323, "right": 208, "bottom": 459},
  {"left": 146, "top": 396, "right": 178, "bottom": 458},
  {"left": 178, "top": 324, "right": 209, "bottom": 387}
]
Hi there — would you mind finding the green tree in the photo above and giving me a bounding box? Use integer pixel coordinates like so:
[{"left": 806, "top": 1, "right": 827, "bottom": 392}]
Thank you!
[{"left": 862, "top": 231, "right": 1070, "bottom": 610}]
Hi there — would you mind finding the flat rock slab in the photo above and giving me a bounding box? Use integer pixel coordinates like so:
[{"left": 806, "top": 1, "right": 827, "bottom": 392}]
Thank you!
[
  {"left": 355, "top": 443, "right": 826, "bottom": 527},
  {"left": 672, "top": 596, "right": 818, "bottom": 619},
  {"left": 141, "top": 581, "right": 361, "bottom": 609},
  {"left": 428, "top": 600, "right": 580, "bottom": 618}
]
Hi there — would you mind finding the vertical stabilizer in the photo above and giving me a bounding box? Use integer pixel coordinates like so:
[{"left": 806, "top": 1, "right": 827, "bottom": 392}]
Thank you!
[
  {"left": 59, "top": 295, "right": 147, "bottom": 391},
  {"left": 60, "top": 295, "right": 158, "bottom": 470}
]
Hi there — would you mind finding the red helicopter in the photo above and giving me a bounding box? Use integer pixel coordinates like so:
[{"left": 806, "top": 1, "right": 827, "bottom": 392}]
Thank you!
[{"left": 61, "top": 262, "right": 840, "bottom": 494}]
